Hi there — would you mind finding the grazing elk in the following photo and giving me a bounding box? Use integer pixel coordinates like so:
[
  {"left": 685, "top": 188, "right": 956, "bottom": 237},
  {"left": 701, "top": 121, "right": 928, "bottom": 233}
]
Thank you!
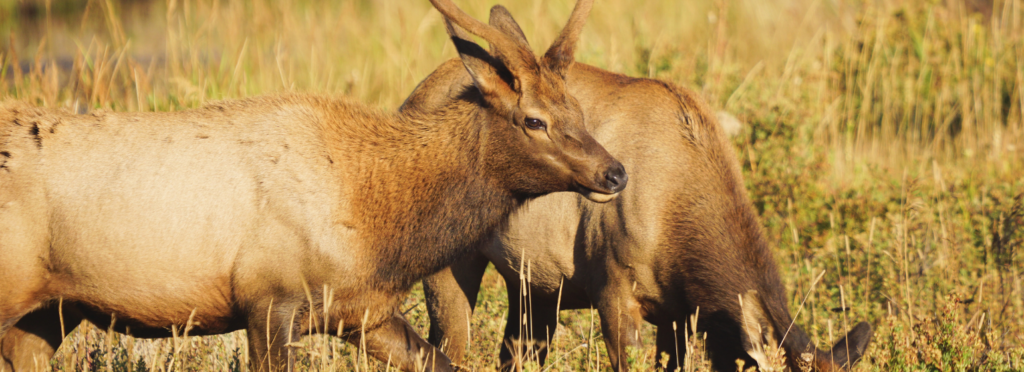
[
  {"left": 416, "top": 6, "right": 873, "bottom": 372},
  {"left": 0, "top": 0, "right": 625, "bottom": 371}
]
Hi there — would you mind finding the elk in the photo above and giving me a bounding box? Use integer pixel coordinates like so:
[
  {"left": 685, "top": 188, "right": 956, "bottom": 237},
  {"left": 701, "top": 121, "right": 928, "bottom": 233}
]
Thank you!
[
  {"left": 415, "top": 6, "right": 873, "bottom": 372},
  {"left": 0, "top": 0, "right": 625, "bottom": 371}
]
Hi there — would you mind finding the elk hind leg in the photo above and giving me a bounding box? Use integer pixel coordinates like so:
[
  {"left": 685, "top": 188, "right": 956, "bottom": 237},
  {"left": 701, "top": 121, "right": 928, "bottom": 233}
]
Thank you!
[
  {"left": 0, "top": 193, "right": 52, "bottom": 341},
  {"left": 1, "top": 302, "right": 84, "bottom": 372},
  {"left": 350, "top": 310, "right": 453, "bottom": 372}
]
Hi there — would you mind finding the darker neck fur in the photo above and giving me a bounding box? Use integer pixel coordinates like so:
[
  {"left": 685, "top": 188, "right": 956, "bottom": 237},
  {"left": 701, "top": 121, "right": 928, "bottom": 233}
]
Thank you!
[
  {"left": 348, "top": 102, "right": 521, "bottom": 291},
  {"left": 668, "top": 135, "right": 817, "bottom": 367}
]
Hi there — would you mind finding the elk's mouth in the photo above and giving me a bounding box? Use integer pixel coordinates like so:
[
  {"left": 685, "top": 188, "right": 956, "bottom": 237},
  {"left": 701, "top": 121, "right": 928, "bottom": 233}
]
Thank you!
[
  {"left": 573, "top": 160, "right": 627, "bottom": 203},
  {"left": 573, "top": 182, "right": 621, "bottom": 203},
  {"left": 580, "top": 189, "right": 620, "bottom": 203}
]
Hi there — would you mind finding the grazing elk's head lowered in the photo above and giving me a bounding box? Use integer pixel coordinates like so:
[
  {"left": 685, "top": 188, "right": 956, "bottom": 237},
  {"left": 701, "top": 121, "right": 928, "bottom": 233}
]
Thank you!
[{"left": 430, "top": 0, "right": 626, "bottom": 202}]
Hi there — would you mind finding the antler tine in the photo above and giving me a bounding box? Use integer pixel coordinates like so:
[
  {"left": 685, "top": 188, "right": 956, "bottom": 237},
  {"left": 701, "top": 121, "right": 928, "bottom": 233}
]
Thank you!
[
  {"left": 543, "top": 0, "right": 594, "bottom": 72},
  {"left": 430, "top": 0, "right": 535, "bottom": 72},
  {"left": 560, "top": 0, "right": 596, "bottom": 43}
]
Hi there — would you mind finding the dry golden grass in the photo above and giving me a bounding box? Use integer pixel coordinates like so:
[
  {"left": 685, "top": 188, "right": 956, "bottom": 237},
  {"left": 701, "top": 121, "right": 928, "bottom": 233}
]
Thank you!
[{"left": 3, "top": 0, "right": 1023, "bottom": 370}]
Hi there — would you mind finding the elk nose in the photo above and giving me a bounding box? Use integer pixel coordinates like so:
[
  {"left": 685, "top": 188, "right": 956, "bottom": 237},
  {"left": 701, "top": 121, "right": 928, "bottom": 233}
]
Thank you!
[{"left": 604, "top": 162, "right": 628, "bottom": 193}]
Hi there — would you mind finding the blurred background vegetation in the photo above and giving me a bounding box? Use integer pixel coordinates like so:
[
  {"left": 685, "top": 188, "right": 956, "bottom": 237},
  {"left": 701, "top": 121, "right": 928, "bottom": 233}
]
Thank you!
[{"left": 2, "top": 0, "right": 1022, "bottom": 370}]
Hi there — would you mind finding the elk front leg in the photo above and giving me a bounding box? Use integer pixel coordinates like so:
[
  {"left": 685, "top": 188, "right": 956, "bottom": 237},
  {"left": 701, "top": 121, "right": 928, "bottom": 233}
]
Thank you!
[
  {"left": 349, "top": 310, "right": 453, "bottom": 372},
  {"left": 595, "top": 290, "right": 644, "bottom": 371},
  {"left": 424, "top": 250, "right": 489, "bottom": 364},
  {"left": 655, "top": 320, "right": 685, "bottom": 371}
]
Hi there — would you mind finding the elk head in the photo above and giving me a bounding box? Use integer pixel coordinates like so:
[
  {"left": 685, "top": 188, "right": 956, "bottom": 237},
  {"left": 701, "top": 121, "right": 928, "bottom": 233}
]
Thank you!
[
  {"left": 739, "top": 290, "right": 874, "bottom": 372},
  {"left": 430, "top": 0, "right": 626, "bottom": 203}
]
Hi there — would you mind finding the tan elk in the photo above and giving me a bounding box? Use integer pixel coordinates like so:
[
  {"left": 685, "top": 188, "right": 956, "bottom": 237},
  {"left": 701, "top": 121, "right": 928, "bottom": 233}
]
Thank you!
[
  {"left": 0, "top": 1, "right": 625, "bottom": 371},
  {"left": 415, "top": 6, "right": 873, "bottom": 372}
]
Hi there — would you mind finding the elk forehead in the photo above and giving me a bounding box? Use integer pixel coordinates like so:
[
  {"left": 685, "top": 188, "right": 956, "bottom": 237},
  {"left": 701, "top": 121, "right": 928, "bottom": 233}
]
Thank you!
[{"left": 521, "top": 69, "right": 583, "bottom": 124}]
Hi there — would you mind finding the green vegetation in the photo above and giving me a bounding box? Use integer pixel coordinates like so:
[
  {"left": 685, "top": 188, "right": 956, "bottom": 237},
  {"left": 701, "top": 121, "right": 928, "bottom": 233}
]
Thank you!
[{"left": 2, "top": 0, "right": 1022, "bottom": 370}]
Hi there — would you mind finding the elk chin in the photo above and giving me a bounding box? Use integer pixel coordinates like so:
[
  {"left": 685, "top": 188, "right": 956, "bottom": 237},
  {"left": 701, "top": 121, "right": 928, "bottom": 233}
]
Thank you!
[
  {"left": 580, "top": 189, "right": 620, "bottom": 203},
  {"left": 571, "top": 177, "right": 622, "bottom": 203}
]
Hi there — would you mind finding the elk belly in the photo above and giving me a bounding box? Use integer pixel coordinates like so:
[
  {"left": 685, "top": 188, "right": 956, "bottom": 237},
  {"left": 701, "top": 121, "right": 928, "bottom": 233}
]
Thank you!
[{"left": 42, "top": 145, "right": 258, "bottom": 333}]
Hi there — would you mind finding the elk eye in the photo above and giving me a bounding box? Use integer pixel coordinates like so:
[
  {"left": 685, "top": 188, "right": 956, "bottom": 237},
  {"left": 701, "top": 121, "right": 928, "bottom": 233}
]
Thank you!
[{"left": 524, "top": 117, "right": 547, "bottom": 131}]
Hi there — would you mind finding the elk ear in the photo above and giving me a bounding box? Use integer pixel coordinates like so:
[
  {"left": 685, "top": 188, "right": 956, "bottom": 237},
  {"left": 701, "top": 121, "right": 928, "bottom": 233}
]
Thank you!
[
  {"left": 542, "top": 0, "right": 593, "bottom": 77},
  {"left": 739, "top": 290, "right": 778, "bottom": 369},
  {"left": 827, "top": 321, "right": 873, "bottom": 369},
  {"left": 432, "top": 0, "right": 540, "bottom": 107},
  {"left": 443, "top": 19, "right": 519, "bottom": 107},
  {"left": 489, "top": 5, "right": 530, "bottom": 51}
]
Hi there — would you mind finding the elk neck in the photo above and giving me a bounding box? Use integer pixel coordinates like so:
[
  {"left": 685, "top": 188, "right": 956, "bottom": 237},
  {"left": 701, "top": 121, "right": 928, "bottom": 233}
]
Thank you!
[
  {"left": 655, "top": 99, "right": 821, "bottom": 362},
  {"left": 323, "top": 96, "right": 523, "bottom": 291},
  {"left": 713, "top": 151, "right": 822, "bottom": 366}
]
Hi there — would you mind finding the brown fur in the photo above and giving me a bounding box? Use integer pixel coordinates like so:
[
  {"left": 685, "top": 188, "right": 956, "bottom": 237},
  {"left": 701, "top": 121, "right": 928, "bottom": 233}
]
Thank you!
[
  {"left": 0, "top": 1, "right": 620, "bottom": 371},
  {"left": 418, "top": 6, "right": 873, "bottom": 372}
]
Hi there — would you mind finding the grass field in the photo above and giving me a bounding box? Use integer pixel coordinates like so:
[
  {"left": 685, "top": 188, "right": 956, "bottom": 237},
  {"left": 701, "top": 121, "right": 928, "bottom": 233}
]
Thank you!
[{"left": 2, "top": 0, "right": 1023, "bottom": 370}]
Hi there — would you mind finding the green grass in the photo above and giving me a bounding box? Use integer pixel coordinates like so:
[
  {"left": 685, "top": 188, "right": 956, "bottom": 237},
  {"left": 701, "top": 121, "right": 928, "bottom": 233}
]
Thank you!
[{"left": 3, "top": 0, "right": 1023, "bottom": 370}]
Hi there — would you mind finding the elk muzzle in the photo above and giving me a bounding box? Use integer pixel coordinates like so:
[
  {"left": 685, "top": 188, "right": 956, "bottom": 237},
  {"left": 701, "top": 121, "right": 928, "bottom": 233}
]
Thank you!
[{"left": 577, "top": 159, "right": 627, "bottom": 203}]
